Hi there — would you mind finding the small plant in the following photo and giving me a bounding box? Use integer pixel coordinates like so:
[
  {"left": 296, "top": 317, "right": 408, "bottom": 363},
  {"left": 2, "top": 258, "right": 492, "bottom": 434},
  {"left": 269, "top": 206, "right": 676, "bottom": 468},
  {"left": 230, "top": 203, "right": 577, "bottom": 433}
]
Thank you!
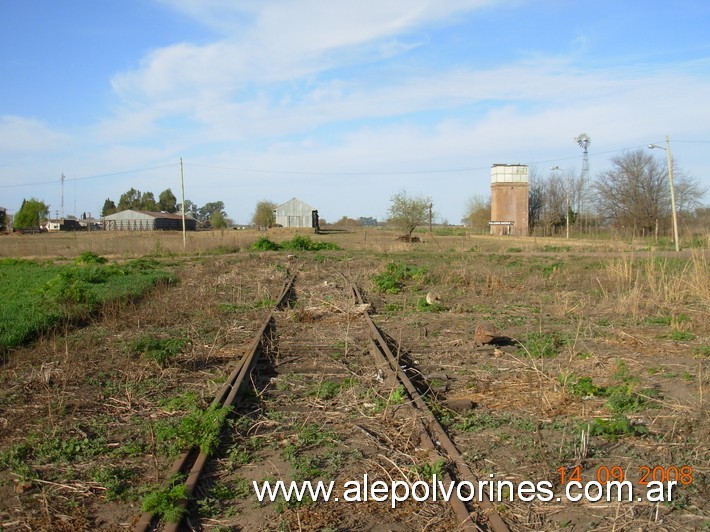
[
  {"left": 693, "top": 345, "right": 710, "bottom": 359},
  {"left": 453, "top": 412, "right": 511, "bottom": 432},
  {"left": 140, "top": 474, "right": 188, "bottom": 523},
  {"left": 129, "top": 334, "right": 187, "bottom": 367},
  {"left": 281, "top": 235, "right": 339, "bottom": 251},
  {"left": 372, "top": 262, "right": 429, "bottom": 294},
  {"left": 308, "top": 381, "right": 343, "bottom": 401},
  {"left": 518, "top": 331, "right": 568, "bottom": 358},
  {"left": 89, "top": 465, "right": 135, "bottom": 501},
  {"left": 665, "top": 330, "right": 696, "bottom": 341},
  {"left": 413, "top": 457, "right": 447, "bottom": 479},
  {"left": 416, "top": 297, "right": 445, "bottom": 312},
  {"left": 570, "top": 376, "right": 603, "bottom": 398},
  {"left": 383, "top": 303, "right": 403, "bottom": 313},
  {"left": 251, "top": 237, "right": 280, "bottom": 251},
  {"left": 75, "top": 251, "right": 108, "bottom": 265},
  {"left": 588, "top": 416, "right": 648, "bottom": 441},
  {"left": 388, "top": 385, "right": 407, "bottom": 405},
  {"left": 154, "top": 403, "right": 231, "bottom": 457}
]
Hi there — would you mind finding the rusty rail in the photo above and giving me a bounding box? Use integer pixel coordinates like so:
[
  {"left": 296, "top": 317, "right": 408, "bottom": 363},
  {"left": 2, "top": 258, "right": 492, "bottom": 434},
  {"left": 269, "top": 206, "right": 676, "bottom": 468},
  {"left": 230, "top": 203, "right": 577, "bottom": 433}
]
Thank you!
[
  {"left": 351, "top": 284, "right": 510, "bottom": 532},
  {"left": 134, "top": 274, "right": 295, "bottom": 532}
]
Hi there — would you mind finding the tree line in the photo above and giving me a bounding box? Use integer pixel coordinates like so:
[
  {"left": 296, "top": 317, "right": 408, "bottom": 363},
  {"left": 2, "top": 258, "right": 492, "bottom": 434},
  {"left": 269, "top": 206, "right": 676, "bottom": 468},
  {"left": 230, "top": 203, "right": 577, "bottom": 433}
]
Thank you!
[
  {"left": 463, "top": 149, "right": 705, "bottom": 237},
  {"left": 101, "top": 188, "right": 229, "bottom": 228}
]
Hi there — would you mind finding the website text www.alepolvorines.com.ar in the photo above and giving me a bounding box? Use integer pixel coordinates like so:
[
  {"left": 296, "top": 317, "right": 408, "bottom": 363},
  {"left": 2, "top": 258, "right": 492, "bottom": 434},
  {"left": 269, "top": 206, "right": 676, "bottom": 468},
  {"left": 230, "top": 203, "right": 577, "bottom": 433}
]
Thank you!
[{"left": 252, "top": 473, "right": 679, "bottom": 509}]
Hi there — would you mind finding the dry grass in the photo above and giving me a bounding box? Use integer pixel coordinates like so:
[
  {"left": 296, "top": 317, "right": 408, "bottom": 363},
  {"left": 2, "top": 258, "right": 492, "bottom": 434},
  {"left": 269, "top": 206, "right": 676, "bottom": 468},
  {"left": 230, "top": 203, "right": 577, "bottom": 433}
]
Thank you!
[{"left": 599, "top": 250, "right": 710, "bottom": 325}]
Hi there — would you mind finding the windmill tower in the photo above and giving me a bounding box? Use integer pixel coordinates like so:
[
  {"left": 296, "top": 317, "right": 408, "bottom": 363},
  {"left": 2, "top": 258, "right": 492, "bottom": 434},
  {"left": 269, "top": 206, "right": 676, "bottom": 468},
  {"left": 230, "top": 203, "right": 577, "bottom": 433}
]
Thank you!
[{"left": 574, "top": 133, "right": 590, "bottom": 231}]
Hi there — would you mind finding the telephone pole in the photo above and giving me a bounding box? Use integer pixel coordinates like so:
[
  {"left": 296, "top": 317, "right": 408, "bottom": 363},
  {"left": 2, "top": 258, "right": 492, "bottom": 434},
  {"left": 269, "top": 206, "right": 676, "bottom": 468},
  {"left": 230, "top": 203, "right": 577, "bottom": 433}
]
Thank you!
[
  {"left": 60, "top": 173, "right": 65, "bottom": 218},
  {"left": 180, "top": 158, "right": 186, "bottom": 251}
]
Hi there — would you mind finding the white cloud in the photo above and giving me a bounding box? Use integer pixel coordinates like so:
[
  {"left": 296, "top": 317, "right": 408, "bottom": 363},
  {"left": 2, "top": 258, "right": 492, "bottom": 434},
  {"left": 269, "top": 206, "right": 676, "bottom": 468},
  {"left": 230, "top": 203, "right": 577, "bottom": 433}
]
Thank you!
[{"left": 0, "top": 116, "right": 70, "bottom": 157}]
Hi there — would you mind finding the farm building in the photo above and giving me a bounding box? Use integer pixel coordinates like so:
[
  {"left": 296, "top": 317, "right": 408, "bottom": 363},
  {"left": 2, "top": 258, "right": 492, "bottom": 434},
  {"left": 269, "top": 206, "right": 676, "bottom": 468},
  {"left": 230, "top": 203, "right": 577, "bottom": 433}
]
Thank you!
[
  {"left": 46, "top": 217, "right": 83, "bottom": 231},
  {"left": 103, "top": 210, "right": 197, "bottom": 231},
  {"left": 273, "top": 198, "right": 319, "bottom": 229}
]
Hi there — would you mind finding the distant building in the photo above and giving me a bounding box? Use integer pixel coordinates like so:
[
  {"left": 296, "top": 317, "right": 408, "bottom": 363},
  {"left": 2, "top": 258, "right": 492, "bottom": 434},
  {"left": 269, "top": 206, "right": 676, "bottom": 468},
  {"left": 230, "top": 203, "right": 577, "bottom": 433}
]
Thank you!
[
  {"left": 103, "top": 210, "right": 197, "bottom": 231},
  {"left": 489, "top": 164, "right": 529, "bottom": 236},
  {"left": 46, "top": 217, "right": 83, "bottom": 231},
  {"left": 273, "top": 198, "right": 319, "bottom": 229}
]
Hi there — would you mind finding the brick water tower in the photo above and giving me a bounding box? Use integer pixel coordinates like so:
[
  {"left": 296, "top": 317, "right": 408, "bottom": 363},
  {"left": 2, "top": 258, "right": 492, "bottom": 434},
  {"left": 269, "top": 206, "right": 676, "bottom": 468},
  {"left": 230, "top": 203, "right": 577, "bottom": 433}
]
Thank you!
[{"left": 489, "top": 164, "right": 529, "bottom": 236}]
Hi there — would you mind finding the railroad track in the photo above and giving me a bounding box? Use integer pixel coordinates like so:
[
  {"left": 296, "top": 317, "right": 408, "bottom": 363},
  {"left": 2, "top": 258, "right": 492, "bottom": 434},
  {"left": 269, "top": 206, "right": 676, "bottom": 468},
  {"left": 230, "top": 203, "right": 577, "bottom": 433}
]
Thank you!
[{"left": 135, "top": 268, "right": 509, "bottom": 531}]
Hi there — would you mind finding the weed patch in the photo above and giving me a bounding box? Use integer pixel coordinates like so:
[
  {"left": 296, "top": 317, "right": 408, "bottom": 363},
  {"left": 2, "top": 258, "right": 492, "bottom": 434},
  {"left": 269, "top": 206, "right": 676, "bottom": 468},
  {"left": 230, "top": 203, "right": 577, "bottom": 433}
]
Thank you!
[
  {"left": 129, "top": 334, "right": 188, "bottom": 367},
  {"left": 251, "top": 235, "right": 339, "bottom": 252},
  {"left": 588, "top": 416, "right": 649, "bottom": 441},
  {"left": 517, "top": 331, "right": 569, "bottom": 358},
  {"left": 154, "top": 401, "right": 231, "bottom": 457},
  {"left": 140, "top": 474, "right": 188, "bottom": 523},
  {"left": 372, "top": 262, "right": 428, "bottom": 294}
]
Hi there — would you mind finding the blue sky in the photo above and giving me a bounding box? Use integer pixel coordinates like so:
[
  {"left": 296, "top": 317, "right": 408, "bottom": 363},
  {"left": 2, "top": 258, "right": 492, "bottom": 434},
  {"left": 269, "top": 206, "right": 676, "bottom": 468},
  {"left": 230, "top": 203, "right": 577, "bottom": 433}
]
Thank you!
[{"left": 1, "top": 0, "right": 709, "bottom": 224}]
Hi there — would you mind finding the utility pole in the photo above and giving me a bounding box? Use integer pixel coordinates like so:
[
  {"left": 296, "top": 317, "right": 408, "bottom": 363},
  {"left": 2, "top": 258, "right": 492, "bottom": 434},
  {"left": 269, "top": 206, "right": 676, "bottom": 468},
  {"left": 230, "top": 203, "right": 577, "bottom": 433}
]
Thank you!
[
  {"left": 428, "top": 203, "right": 433, "bottom": 233},
  {"left": 60, "top": 173, "right": 65, "bottom": 218},
  {"left": 648, "top": 136, "right": 680, "bottom": 252},
  {"left": 180, "top": 158, "right": 186, "bottom": 251}
]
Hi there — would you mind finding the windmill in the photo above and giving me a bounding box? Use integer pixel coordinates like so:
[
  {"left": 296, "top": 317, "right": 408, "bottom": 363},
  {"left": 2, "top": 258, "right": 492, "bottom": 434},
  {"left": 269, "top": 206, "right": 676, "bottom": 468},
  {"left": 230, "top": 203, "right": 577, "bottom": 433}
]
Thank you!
[{"left": 574, "top": 133, "right": 591, "bottom": 231}]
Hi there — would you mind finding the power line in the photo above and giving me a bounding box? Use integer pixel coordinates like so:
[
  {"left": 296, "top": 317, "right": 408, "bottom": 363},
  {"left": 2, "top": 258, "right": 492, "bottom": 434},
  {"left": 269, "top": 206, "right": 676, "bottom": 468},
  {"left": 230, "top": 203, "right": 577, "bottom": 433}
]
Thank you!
[
  {"left": 1, "top": 140, "right": 707, "bottom": 188},
  {"left": 0, "top": 164, "right": 176, "bottom": 189}
]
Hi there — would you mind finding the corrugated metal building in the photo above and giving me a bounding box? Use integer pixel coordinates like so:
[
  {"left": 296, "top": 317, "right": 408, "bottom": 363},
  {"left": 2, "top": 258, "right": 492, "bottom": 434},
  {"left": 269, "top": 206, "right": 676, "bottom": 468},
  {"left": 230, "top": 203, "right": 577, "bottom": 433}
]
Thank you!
[
  {"left": 273, "top": 198, "right": 319, "bottom": 228},
  {"left": 103, "top": 210, "right": 197, "bottom": 231}
]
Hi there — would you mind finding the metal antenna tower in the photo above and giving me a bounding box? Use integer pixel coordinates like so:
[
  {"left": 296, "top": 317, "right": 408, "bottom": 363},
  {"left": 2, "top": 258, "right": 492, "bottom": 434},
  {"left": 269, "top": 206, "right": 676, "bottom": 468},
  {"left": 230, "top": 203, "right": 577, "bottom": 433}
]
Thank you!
[{"left": 574, "top": 133, "right": 590, "bottom": 231}]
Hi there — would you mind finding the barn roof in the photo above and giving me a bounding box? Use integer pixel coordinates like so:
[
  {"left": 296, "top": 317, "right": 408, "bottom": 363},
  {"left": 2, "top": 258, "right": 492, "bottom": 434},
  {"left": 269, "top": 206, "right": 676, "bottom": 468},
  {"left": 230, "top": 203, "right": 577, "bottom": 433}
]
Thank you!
[
  {"left": 274, "top": 198, "right": 315, "bottom": 211},
  {"left": 103, "top": 209, "right": 195, "bottom": 220}
]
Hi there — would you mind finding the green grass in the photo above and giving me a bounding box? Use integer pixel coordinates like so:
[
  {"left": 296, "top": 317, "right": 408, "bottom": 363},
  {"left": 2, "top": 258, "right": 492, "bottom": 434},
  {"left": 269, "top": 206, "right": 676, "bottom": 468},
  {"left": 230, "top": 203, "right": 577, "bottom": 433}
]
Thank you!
[
  {"left": 129, "top": 334, "right": 188, "bottom": 367},
  {"left": 372, "top": 262, "right": 429, "bottom": 294},
  {"left": 0, "top": 256, "right": 174, "bottom": 353}
]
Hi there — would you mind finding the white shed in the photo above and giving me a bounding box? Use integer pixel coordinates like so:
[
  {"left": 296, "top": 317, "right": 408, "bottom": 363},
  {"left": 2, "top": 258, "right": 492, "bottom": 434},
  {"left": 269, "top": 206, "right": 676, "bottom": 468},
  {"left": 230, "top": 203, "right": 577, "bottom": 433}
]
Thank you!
[
  {"left": 103, "top": 210, "right": 197, "bottom": 231},
  {"left": 273, "top": 198, "right": 318, "bottom": 228}
]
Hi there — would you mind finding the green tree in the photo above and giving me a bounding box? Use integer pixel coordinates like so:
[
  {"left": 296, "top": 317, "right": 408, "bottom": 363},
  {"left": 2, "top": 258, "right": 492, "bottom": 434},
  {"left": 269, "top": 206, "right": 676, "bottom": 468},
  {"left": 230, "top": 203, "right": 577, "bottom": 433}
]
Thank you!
[
  {"left": 141, "top": 191, "right": 157, "bottom": 211},
  {"left": 210, "top": 211, "right": 228, "bottom": 229},
  {"left": 387, "top": 190, "right": 432, "bottom": 238},
  {"left": 197, "top": 201, "right": 226, "bottom": 223},
  {"left": 251, "top": 200, "right": 276, "bottom": 228},
  {"left": 462, "top": 195, "right": 491, "bottom": 233},
  {"left": 101, "top": 198, "right": 117, "bottom": 216},
  {"left": 179, "top": 199, "right": 197, "bottom": 217},
  {"left": 14, "top": 198, "right": 49, "bottom": 229},
  {"left": 158, "top": 189, "right": 178, "bottom": 213},
  {"left": 117, "top": 188, "right": 142, "bottom": 211}
]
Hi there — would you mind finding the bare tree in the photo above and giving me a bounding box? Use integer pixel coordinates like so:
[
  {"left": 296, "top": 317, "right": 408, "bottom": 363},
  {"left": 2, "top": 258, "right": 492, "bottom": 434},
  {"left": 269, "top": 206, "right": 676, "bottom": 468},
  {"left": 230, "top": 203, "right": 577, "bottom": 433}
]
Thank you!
[
  {"left": 528, "top": 167, "right": 544, "bottom": 231},
  {"left": 387, "top": 190, "right": 432, "bottom": 239},
  {"left": 593, "top": 149, "right": 704, "bottom": 234}
]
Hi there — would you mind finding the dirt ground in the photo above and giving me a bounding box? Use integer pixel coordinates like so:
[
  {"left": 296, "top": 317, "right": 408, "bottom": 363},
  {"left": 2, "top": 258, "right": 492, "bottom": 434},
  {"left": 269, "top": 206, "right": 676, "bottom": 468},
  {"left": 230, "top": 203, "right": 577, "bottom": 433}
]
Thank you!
[{"left": 0, "top": 230, "right": 707, "bottom": 531}]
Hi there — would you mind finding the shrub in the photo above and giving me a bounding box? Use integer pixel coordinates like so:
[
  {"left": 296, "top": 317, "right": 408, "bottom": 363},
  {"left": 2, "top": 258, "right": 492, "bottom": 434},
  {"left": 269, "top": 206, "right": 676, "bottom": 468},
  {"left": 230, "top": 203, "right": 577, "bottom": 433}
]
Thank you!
[
  {"left": 251, "top": 237, "right": 280, "bottom": 251},
  {"left": 372, "top": 262, "right": 429, "bottom": 294}
]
